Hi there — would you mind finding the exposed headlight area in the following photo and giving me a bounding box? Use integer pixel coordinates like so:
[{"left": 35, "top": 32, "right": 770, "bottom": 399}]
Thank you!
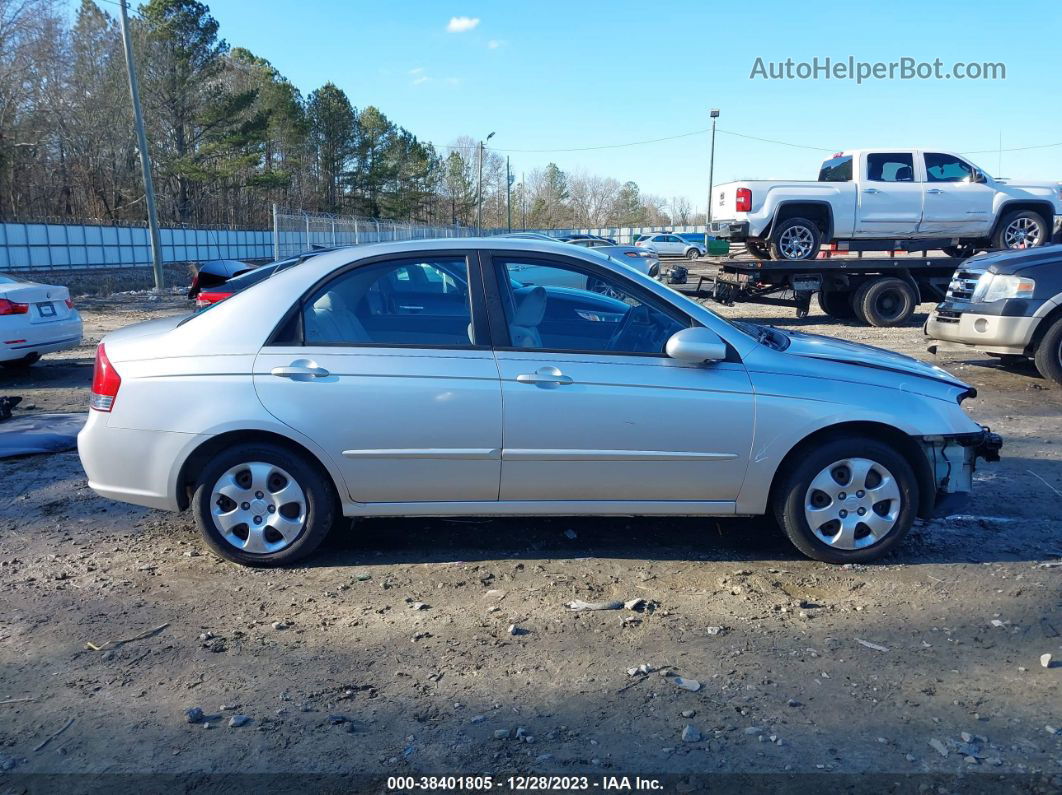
[{"left": 971, "top": 272, "right": 1036, "bottom": 303}]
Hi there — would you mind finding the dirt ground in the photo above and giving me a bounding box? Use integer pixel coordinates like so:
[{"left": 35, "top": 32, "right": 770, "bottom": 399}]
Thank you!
[{"left": 0, "top": 278, "right": 1060, "bottom": 788}]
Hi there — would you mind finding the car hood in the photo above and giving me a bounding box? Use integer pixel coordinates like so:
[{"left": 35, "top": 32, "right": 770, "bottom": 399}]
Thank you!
[{"left": 780, "top": 329, "right": 971, "bottom": 391}]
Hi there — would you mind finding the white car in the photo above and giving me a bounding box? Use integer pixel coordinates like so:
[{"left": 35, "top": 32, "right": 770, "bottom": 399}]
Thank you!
[
  {"left": 709, "top": 149, "right": 1062, "bottom": 260},
  {"left": 635, "top": 233, "right": 704, "bottom": 259},
  {"left": 0, "top": 274, "right": 83, "bottom": 368},
  {"left": 78, "top": 238, "right": 1000, "bottom": 567}
]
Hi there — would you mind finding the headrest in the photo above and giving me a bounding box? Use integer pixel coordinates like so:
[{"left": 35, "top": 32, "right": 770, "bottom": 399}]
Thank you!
[{"left": 513, "top": 286, "right": 547, "bottom": 326}]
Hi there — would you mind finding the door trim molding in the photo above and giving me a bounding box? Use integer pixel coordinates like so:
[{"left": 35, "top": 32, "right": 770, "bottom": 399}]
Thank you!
[
  {"left": 342, "top": 448, "right": 501, "bottom": 460},
  {"left": 501, "top": 449, "right": 738, "bottom": 462}
]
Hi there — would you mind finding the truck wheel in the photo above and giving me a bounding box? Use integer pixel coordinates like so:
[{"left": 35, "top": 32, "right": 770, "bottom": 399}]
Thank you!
[
  {"left": 856, "top": 278, "right": 918, "bottom": 327},
  {"left": 745, "top": 241, "right": 772, "bottom": 260},
  {"left": 1033, "top": 318, "right": 1062, "bottom": 387},
  {"left": 770, "top": 218, "right": 821, "bottom": 261},
  {"left": 774, "top": 436, "right": 919, "bottom": 564},
  {"left": 816, "top": 290, "right": 856, "bottom": 319},
  {"left": 993, "top": 210, "right": 1048, "bottom": 250}
]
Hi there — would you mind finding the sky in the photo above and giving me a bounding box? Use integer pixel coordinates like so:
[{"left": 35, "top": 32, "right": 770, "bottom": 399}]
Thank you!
[{"left": 145, "top": 0, "right": 1062, "bottom": 214}]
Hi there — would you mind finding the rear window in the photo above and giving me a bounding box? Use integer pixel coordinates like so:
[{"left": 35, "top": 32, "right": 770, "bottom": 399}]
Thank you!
[{"left": 818, "top": 155, "right": 853, "bottom": 182}]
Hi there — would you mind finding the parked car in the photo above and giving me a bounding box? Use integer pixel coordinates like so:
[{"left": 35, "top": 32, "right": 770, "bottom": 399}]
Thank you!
[
  {"left": 925, "top": 244, "right": 1062, "bottom": 385},
  {"left": 709, "top": 149, "right": 1062, "bottom": 260},
  {"left": 562, "top": 236, "right": 660, "bottom": 277},
  {"left": 0, "top": 274, "right": 83, "bottom": 368},
  {"left": 562, "top": 233, "right": 618, "bottom": 245},
  {"left": 635, "top": 233, "right": 704, "bottom": 259},
  {"left": 78, "top": 238, "right": 1001, "bottom": 568},
  {"left": 189, "top": 250, "right": 337, "bottom": 308}
]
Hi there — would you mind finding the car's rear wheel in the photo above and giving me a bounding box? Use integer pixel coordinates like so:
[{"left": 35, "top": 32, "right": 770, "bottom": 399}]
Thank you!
[
  {"left": 769, "top": 218, "right": 821, "bottom": 261},
  {"left": 774, "top": 437, "right": 918, "bottom": 563},
  {"left": 1033, "top": 317, "right": 1062, "bottom": 387},
  {"left": 192, "top": 442, "right": 337, "bottom": 566},
  {"left": 1, "top": 352, "right": 41, "bottom": 369}
]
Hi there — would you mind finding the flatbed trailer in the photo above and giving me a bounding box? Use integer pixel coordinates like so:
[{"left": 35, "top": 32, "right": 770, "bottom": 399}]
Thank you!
[{"left": 674, "top": 247, "right": 967, "bottom": 327}]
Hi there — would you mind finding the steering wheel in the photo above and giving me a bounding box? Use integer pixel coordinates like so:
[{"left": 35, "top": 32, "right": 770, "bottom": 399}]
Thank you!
[{"left": 607, "top": 304, "right": 660, "bottom": 352}]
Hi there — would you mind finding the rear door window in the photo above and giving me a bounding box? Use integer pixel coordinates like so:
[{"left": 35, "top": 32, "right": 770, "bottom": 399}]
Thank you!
[{"left": 866, "top": 153, "right": 916, "bottom": 182}]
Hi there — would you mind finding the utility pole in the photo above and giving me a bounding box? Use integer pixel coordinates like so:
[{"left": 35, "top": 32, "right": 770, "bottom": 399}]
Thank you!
[
  {"left": 521, "top": 172, "right": 526, "bottom": 229},
  {"left": 118, "top": 0, "right": 164, "bottom": 291},
  {"left": 476, "top": 131, "right": 495, "bottom": 233},
  {"left": 706, "top": 108, "right": 719, "bottom": 250},
  {"left": 506, "top": 157, "right": 512, "bottom": 232}
]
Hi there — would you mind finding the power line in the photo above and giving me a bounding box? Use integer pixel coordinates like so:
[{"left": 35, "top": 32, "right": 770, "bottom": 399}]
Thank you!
[{"left": 960, "top": 141, "right": 1062, "bottom": 155}]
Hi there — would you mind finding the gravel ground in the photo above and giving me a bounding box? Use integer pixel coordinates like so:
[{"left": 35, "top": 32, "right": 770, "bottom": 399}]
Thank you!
[{"left": 0, "top": 282, "right": 1060, "bottom": 786}]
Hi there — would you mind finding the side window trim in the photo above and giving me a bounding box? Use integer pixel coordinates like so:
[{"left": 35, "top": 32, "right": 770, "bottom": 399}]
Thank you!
[
  {"left": 264, "top": 250, "right": 490, "bottom": 351},
  {"left": 480, "top": 250, "right": 693, "bottom": 357}
]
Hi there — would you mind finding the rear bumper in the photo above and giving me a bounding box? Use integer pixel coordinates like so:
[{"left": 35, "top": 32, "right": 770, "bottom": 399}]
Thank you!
[
  {"left": 708, "top": 221, "right": 750, "bottom": 241},
  {"left": 925, "top": 305, "right": 1037, "bottom": 356},
  {"left": 77, "top": 411, "right": 202, "bottom": 512},
  {"left": 0, "top": 314, "right": 83, "bottom": 362}
]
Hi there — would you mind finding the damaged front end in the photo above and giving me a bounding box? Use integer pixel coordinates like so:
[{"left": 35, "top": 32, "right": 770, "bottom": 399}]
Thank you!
[{"left": 919, "top": 428, "right": 1003, "bottom": 518}]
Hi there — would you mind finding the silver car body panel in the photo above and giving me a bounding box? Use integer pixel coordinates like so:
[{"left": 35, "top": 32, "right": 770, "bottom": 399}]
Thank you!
[{"left": 78, "top": 237, "right": 986, "bottom": 519}]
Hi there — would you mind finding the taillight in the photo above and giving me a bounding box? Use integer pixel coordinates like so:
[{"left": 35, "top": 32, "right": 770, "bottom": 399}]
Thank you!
[
  {"left": 65, "top": 298, "right": 74, "bottom": 309},
  {"left": 195, "top": 290, "right": 232, "bottom": 308},
  {"left": 90, "top": 343, "right": 121, "bottom": 412},
  {"left": 0, "top": 298, "right": 29, "bottom": 315},
  {"left": 736, "top": 188, "right": 752, "bottom": 213}
]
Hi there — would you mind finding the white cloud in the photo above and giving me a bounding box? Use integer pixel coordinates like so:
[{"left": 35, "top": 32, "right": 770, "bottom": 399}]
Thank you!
[
  {"left": 409, "top": 67, "right": 425, "bottom": 75},
  {"left": 487, "top": 39, "right": 505, "bottom": 49},
  {"left": 412, "top": 76, "right": 430, "bottom": 85},
  {"left": 446, "top": 16, "right": 480, "bottom": 33}
]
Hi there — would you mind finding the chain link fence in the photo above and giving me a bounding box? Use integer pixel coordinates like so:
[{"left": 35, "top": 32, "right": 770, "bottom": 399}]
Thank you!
[{"left": 272, "top": 207, "right": 475, "bottom": 260}]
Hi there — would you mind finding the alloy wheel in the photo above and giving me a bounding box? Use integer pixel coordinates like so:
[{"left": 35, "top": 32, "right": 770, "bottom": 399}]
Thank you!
[
  {"left": 778, "top": 225, "right": 815, "bottom": 259},
  {"left": 1003, "top": 217, "right": 1042, "bottom": 249}
]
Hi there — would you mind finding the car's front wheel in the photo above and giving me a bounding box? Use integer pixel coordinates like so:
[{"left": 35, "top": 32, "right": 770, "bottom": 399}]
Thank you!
[
  {"left": 774, "top": 437, "right": 918, "bottom": 563},
  {"left": 685, "top": 247, "right": 699, "bottom": 260},
  {"left": 192, "top": 442, "right": 337, "bottom": 566}
]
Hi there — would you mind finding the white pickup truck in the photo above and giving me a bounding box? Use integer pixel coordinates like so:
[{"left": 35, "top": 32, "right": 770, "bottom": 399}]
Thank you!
[{"left": 708, "top": 149, "right": 1062, "bottom": 260}]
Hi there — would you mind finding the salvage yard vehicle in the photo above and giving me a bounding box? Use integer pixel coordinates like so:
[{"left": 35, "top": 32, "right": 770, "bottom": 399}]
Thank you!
[
  {"left": 77, "top": 238, "right": 1001, "bottom": 567},
  {"left": 561, "top": 236, "right": 660, "bottom": 277},
  {"left": 636, "top": 232, "right": 705, "bottom": 259},
  {"left": 0, "top": 274, "right": 83, "bottom": 368},
  {"left": 926, "top": 244, "right": 1062, "bottom": 386},
  {"left": 708, "top": 149, "right": 1062, "bottom": 261}
]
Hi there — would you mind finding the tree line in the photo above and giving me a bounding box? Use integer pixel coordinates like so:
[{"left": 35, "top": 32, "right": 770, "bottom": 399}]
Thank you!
[{"left": 0, "top": 0, "right": 686, "bottom": 230}]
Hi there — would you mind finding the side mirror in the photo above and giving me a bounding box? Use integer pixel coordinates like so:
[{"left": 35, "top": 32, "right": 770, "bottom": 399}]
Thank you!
[{"left": 666, "top": 327, "right": 727, "bottom": 364}]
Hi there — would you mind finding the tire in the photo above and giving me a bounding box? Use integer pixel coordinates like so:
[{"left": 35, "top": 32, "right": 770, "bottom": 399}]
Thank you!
[
  {"left": 192, "top": 442, "right": 338, "bottom": 566},
  {"left": 992, "top": 210, "right": 1048, "bottom": 251},
  {"left": 769, "top": 217, "right": 821, "bottom": 261},
  {"left": 856, "top": 277, "right": 918, "bottom": 327},
  {"left": 745, "top": 241, "right": 772, "bottom": 260},
  {"left": 685, "top": 248, "right": 699, "bottom": 260},
  {"left": 0, "top": 352, "right": 41, "bottom": 369},
  {"left": 773, "top": 436, "right": 919, "bottom": 564},
  {"left": 816, "top": 290, "right": 856, "bottom": 319},
  {"left": 1033, "top": 318, "right": 1062, "bottom": 387}
]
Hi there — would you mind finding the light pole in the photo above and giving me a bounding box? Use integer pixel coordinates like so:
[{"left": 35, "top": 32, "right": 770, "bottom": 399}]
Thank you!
[
  {"left": 706, "top": 108, "right": 719, "bottom": 250},
  {"left": 506, "top": 156, "right": 513, "bottom": 232},
  {"left": 118, "top": 0, "right": 164, "bottom": 290},
  {"left": 477, "top": 131, "right": 495, "bottom": 233}
]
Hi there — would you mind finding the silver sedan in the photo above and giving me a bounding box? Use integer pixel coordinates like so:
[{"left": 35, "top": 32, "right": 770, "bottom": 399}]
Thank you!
[{"left": 78, "top": 238, "right": 1000, "bottom": 567}]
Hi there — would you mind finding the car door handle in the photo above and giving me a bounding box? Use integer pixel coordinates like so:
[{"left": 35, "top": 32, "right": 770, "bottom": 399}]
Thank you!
[
  {"left": 516, "top": 366, "right": 573, "bottom": 386},
  {"left": 926, "top": 188, "right": 943, "bottom": 194},
  {"left": 862, "top": 188, "right": 880, "bottom": 194},
  {"left": 271, "top": 365, "right": 330, "bottom": 379}
]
